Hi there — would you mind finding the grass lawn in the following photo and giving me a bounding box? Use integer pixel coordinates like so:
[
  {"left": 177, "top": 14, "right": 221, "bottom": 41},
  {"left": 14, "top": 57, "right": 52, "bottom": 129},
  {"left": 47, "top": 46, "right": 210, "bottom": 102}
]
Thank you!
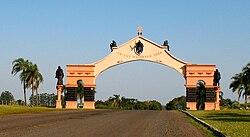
[
  {"left": 0, "top": 105, "right": 69, "bottom": 115},
  {"left": 188, "top": 110, "right": 250, "bottom": 137}
]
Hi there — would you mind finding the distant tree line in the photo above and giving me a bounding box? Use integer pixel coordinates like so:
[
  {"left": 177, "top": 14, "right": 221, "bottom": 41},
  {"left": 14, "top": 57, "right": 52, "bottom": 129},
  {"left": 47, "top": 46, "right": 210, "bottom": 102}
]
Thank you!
[
  {"left": 29, "top": 93, "right": 57, "bottom": 107},
  {"left": 165, "top": 96, "right": 186, "bottom": 110},
  {"left": 0, "top": 91, "right": 15, "bottom": 105},
  {"left": 95, "top": 94, "right": 162, "bottom": 110}
]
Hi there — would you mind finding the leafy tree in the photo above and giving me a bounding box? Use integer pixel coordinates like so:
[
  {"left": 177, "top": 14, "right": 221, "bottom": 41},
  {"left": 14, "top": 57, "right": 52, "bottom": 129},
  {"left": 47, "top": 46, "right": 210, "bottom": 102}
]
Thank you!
[
  {"left": 0, "top": 91, "right": 15, "bottom": 105},
  {"left": 166, "top": 96, "right": 186, "bottom": 110},
  {"left": 11, "top": 58, "right": 29, "bottom": 105}
]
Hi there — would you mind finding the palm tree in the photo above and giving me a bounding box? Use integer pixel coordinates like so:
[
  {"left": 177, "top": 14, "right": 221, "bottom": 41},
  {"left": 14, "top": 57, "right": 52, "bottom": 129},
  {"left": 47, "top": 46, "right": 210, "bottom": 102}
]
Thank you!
[
  {"left": 11, "top": 58, "right": 29, "bottom": 105},
  {"left": 77, "top": 80, "right": 84, "bottom": 105},
  {"left": 26, "top": 62, "right": 43, "bottom": 106},
  {"left": 229, "top": 72, "right": 244, "bottom": 104},
  {"left": 33, "top": 70, "right": 44, "bottom": 106},
  {"left": 196, "top": 81, "right": 206, "bottom": 110},
  {"left": 108, "top": 94, "right": 121, "bottom": 108},
  {"left": 242, "top": 62, "right": 250, "bottom": 104}
]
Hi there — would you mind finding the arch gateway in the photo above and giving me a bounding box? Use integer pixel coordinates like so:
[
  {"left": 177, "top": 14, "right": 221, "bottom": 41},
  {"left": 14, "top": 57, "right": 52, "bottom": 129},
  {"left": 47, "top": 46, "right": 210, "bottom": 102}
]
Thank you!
[{"left": 59, "top": 28, "right": 221, "bottom": 110}]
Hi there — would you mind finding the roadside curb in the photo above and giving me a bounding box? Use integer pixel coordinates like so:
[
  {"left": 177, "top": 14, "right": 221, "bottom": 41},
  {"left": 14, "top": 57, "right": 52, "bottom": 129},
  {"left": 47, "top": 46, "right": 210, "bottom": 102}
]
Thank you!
[{"left": 180, "top": 110, "right": 228, "bottom": 137}]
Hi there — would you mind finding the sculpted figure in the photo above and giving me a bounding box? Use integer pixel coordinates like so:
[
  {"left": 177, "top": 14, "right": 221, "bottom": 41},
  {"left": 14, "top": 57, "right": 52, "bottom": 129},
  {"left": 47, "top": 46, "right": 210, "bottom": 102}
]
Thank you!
[
  {"left": 163, "top": 40, "right": 170, "bottom": 51},
  {"left": 213, "top": 69, "right": 221, "bottom": 86},
  {"left": 135, "top": 40, "right": 144, "bottom": 54},
  {"left": 55, "top": 66, "right": 64, "bottom": 85},
  {"left": 110, "top": 40, "right": 117, "bottom": 52}
]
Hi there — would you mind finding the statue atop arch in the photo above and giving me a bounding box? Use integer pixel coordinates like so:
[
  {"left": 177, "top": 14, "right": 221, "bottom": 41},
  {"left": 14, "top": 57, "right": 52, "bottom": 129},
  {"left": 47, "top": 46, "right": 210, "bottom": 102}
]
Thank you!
[
  {"left": 110, "top": 40, "right": 117, "bottom": 52},
  {"left": 213, "top": 69, "right": 221, "bottom": 86},
  {"left": 163, "top": 40, "right": 170, "bottom": 51},
  {"left": 55, "top": 66, "right": 64, "bottom": 85}
]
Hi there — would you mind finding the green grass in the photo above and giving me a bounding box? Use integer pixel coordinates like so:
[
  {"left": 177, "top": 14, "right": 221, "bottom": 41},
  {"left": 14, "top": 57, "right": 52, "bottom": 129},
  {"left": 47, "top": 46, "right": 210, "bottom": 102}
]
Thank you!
[
  {"left": 188, "top": 110, "right": 250, "bottom": 137},
  {"left": 0, "top": 105, "right": 69, "bottom": 115}
]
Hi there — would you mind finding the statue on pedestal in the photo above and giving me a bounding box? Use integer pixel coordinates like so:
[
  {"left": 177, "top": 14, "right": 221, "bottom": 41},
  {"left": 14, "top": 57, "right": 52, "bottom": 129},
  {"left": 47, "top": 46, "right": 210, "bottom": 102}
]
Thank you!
[
  {"left": 55, "top": 66, "right": 64, "bottom": 85},
  {"left": 213, "top": 69, "right": 221, "bottom": 86}
]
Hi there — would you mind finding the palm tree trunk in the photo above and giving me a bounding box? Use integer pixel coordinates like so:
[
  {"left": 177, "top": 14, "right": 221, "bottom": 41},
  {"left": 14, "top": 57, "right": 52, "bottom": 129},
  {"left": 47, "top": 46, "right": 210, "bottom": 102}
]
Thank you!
[
  {"left": 32, "top": 84, "right": 34, "bottom": 106},
  {"left": 36, "top": 89, "right": 38, "bottom": 106},
  {"left": 23, "top": 82, "right": 27, "bottom": 106},
  {"left": 245, "top": 90, "right": 248, "bottom": 105}
]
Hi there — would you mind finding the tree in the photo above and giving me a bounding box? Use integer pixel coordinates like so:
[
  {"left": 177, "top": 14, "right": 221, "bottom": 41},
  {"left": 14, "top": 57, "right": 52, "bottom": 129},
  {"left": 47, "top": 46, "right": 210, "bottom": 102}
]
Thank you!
[
  {"left": 166, "top": 96, "right": 186, "bottom": 110},
  {"left": 25, "top": 62, "right": 43, "bottom": 106},
  {"left": 230, "top": 62, "right": 250, "bottom": 105},
  {"left": 108, "top": 94, "right": 121, "bottom": 108},
  {"left": 242, "top": 62, "right": 250, "bottom": 104},
  {"left": 11, "top": 58, "right": 29, "bottom": 105},
  {"left": 0, "top": 91, "right": 15, "bottom": 105},
  {"left": 229, "top": 73, "right": 244, "bottom": 104},
  {"left": 76, "top": 80, "right": 84, "bottom": 105},
  {"left": 196, "top": 81, "right": 206, "bottom": 110}
]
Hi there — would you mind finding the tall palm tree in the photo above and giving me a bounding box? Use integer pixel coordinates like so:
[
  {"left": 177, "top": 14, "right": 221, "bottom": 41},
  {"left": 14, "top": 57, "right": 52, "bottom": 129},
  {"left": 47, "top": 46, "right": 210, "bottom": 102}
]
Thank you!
[
  {"left": 26, "top": 63, "right": 43, "bottom": 106},
  {"left": 11, "top": 58, "right": 29, "bottom": 105},
  {"left": 242, "top": 62, "right": 250, "bottom": 104},
  {"left": 229, "top": 72, "right": 244, "bottom": 104},
  {"left": 33, "top": 70, "right": 44, "bottom": 106}
]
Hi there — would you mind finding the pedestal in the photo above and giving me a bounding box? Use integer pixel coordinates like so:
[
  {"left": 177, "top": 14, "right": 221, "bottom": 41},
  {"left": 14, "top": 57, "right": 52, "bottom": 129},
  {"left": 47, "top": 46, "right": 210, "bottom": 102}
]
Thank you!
[
  {"left": 84, "top": 101, "right": 95, "bottom": 109},
  {"left": 66, "top": 101, "right": 77, "bottom": 109},
  {"left": 205, "top": 102, "right": 215, "bottom": 110},
  {"left": 186, "top": 102, "right": 197, "bottom": 110},
  {"left": 56, "top": 85, "right": 62, "bottom": 109},
  {"left": 56, "top": 100, "right": 62, "bottom": 108}
]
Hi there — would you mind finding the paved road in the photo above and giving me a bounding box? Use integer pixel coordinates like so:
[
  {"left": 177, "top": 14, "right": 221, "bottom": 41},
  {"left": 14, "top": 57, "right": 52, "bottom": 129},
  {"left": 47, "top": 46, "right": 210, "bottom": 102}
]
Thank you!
[{"left": 0, "top": 110, "right": 206, "bottom": 137}]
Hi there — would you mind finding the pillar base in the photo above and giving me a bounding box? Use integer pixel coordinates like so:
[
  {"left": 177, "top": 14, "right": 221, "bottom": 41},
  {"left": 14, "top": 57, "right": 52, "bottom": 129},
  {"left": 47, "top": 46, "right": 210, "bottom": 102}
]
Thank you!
[
  {"left": 66, "top": 101, "right": 77, "bottom": 109},
  {"left": 186, "top": 102, "right": 197, "bottom": 110},
  {"left": 215, "top": 102, "right": 220, "bottom": 110},
  {"left": 56, "top": 100, "right": 62, "bottom": 108},
  {"left": 84, "top": 101, "right": 95, "bottom": 109},
  {"left": 205, "top": 102, "right": 215, "bottom": 110}
]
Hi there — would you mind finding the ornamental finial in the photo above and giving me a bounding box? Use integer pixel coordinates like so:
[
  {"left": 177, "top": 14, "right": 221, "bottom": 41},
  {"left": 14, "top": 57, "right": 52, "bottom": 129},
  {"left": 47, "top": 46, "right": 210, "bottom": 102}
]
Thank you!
[{"left": 137, "top": 26, "right": 143, "bottom": 35}]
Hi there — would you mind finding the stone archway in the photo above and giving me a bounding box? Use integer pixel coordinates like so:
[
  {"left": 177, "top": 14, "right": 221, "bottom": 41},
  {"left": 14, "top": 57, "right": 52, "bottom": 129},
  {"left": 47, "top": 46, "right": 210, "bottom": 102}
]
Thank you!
[{"left": 64, "top": 29, "right": 221, "bottom": 110}]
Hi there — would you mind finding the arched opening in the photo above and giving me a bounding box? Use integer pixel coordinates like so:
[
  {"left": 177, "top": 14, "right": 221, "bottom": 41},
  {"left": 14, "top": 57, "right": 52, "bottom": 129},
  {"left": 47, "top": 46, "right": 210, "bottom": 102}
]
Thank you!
[{"left": 95, "top": 61, "right": 185, "bottom": 105}]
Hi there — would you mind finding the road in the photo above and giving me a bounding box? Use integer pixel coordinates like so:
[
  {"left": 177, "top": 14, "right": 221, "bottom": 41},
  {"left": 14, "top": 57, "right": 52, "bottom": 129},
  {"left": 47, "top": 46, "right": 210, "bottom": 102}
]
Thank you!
[{"left": 0, "top": 110, "right": 206, "bottom": 137}]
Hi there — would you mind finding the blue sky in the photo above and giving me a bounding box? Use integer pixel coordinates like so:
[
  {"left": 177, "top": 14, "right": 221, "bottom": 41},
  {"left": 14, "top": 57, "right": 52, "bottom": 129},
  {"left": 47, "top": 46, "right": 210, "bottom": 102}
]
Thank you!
[{"left": 0, "top": 1, "right": 250, "bottom": 104}]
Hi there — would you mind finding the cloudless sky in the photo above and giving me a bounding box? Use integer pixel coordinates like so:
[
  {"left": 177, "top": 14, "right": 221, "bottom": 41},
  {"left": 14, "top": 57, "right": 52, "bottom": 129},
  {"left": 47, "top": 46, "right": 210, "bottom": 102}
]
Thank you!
[{"left": 0, "top": 1, "right": 250, "bottom": 104}]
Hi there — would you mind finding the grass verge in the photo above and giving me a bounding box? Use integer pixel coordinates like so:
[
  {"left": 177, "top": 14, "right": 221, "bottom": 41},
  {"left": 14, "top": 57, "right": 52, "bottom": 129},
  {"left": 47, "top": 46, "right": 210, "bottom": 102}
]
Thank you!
[
  {"left": 180, "top": 111, "right": 215, "bottom": 137},
  {"left": 0, "top": 105, "right": 69, "bottom": 115},
  {"left": 188, "top": 110, "right": 250, "bottom": 137}
]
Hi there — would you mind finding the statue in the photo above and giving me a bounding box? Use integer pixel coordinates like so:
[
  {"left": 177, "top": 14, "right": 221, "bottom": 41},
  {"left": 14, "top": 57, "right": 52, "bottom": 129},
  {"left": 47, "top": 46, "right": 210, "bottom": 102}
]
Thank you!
[
  {"left": 110, "top": 40, "right": 117, "bottom": 52},
  {"left": 55, "top": 66, "right": 64, "bottom": 85},
  {"left": 163, "top": 40, "right": 170, "bottom": 51},
  {"left": 213, "top": 69, "right": 221, "bottom": 86},
  {"left": 135, "top": 40, "right": 144, "bottom": 54}
]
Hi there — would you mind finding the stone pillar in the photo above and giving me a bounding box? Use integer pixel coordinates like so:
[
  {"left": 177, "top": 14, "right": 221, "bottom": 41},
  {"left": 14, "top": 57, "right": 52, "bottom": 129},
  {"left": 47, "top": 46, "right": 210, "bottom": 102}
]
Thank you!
[
  {"left": 56, "top": 85, "right": 62, "bottom": 108},
  {"left": 215, "top": 86, "right": 221, "bottom": 110}
]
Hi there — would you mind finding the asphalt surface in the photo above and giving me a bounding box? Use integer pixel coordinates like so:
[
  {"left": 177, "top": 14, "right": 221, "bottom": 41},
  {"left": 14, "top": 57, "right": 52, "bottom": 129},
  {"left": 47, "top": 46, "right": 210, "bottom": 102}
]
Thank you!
[{"left": 0, "top": 110, "right": 206, "bottom": 137}]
